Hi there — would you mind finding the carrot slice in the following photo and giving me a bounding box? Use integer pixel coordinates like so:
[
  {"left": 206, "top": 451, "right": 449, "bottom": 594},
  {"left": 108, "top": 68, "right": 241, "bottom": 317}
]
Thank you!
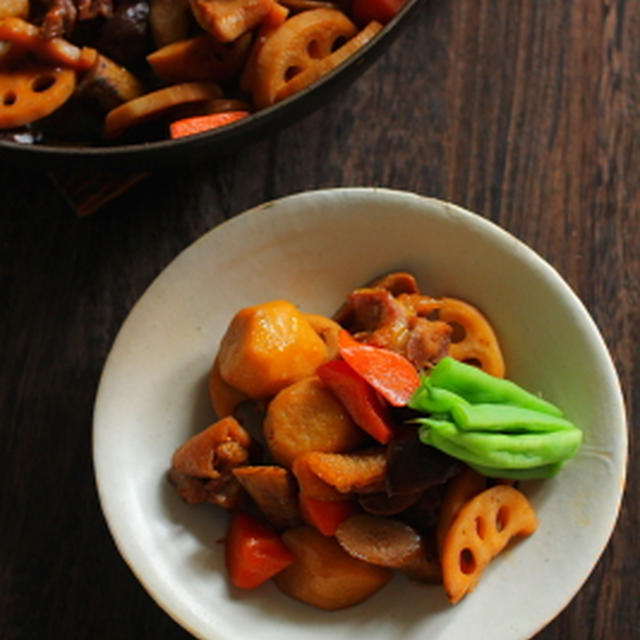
[
  {"left": 0, "top": 64, "right": 75, "bottom": 128},
  {"left": 299, "top": 493, "right": 359, "bottom": 535},
  {"left": 274, "top": 20, "right": 382, "bottom": 103},
  {"left": 252, "top": 8, "right": 357, "bottom": 109},
  {"left": 225, "top": 511, "right": 295, "bottom": 589},
  {"left": 338, "top": 329, "right": 420, "bottom": 407},
  {"left": 440, "top": 485, "right": 538, "bottom": 603},
  {"left": 352, "top": 0, "right": 406, "bottom": 25},
  {"left": 104, "top": 81, "right": 223, "bottom": 138},
  {"left": 169, "top": 110, "right": 250, "bottom": 138},
  {"left": 316, "top": 358, "right": 395, "bottom": 444}
]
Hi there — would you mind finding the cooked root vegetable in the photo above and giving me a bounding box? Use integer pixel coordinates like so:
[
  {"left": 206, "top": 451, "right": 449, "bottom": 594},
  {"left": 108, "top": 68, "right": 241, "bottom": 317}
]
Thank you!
[
  {"left": 239, "top": 0, "right": 289, "bottom": 92},
  {"left": 0, "top": 64, "right": 75, "bottom": 128},
  {"left": 104, "top": 81, "right": 223, "bottom": 138},
  {"left": 263, "top": 375, "right": 365, "bottom": 468},
  {"left": 0, "top": 0, "right": 29, "bottom": 19},
  {"left": 0, "top": 17, "right": 97, "bottom": 70},
  {"left": 436, "top": 467, "right": 486, "bottom": 555},
  {"left": 233, "top": 465, "right": 301, "bottom": 529},
  {"left": 352, "top": 0, "right": 406, "bottom": 25},
  {"left": 274, "top": 20, "right": 382, "bottom": 103},
  {"left": 225, "top": 511, "right": 295, "bottom": 589},
  {"left": 292, "top": 453, "right": 345, "bottom": 501},
  {"left": 299, "top": 493, "right": 359, "bottom": 536},
  {"left": 292, "top": 449, "right": 387, "bottom": 497},
  {"left": 190, "top": 0, "right": 274, "bottom": 42},
  {"left": 208, "top": 356, "right": 248, "bottom": 418},
  {"left": 76, "top": 54, "right": 144, "bottom": 112},
  {"left": 336, "top": 514, "right": 441, "bottom": 581},
  {"left": 303, "top": 313, "right": 342, "bottom": 360},
  {"left": 436, "top": 297, "right": 505, "bottom": 378},
  {"left": 441, "top": 485, "right": 537, "bottom": 603},
  {"left": 147, "top": 34, "right": 251, "bottom": 84},
  {"left": 170, "top": 109, "right": 249, "bottom": 137},
  {"left": 338, "top": 328, "right": 420, "bottom": 406},
  {"left": 275, "top": 526, "right": 391, "bottom": 609},
  {"left": 150, "top": 0, "right": 191, "bottom": 47},
  {"left": 336, "top": 514, "right": 422, "bottom": 569},
  {"left": 252, "top": 8, "right": 357, "bottom": 108},
  {"left": 217, "top": 300, "right": 329, "bottom": 399},
  {"left": 316, "top": 359, "right": 394, "bottom": 444}
]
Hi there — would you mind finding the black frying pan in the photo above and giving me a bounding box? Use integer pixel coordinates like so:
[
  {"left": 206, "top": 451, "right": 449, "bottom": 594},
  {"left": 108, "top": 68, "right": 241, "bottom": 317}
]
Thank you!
[{"left": 0, "top": 0, "right": 424, "bottom": 170}]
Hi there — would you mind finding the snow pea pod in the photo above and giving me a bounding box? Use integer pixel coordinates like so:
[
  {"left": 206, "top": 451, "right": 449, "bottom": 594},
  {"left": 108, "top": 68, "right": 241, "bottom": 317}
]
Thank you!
[
  {"left": 422, "top": 357, "right": 563, "bottom": 417},
  {"left": 449, "top": 403, "right": 576, "bottom": 433},
  {"left": 418, "top": 418, "right": 583, "bottom": 470},
  {"left": 408, "top": 379, "right": 469, "bottom": 414}
]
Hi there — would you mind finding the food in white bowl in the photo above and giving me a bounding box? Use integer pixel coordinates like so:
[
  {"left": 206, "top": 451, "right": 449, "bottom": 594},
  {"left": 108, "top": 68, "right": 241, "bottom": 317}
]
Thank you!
[
  {"left": 93, "top": 188, "right": 627, "bottom": 640},
  {"left": 168, "top": 272, "right": 584, "bottom": 608}
]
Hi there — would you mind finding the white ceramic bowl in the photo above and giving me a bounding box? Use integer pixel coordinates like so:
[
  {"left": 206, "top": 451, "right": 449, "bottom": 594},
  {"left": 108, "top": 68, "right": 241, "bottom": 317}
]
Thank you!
[{"left": 93, "top": 188, "right": 627, "bottom": 640}]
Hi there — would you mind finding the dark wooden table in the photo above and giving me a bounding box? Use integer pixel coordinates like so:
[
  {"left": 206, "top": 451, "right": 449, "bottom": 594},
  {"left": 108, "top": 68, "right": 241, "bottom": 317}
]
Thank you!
[{"left": 1, "top": 1, "right": 638, "bottom": 638}]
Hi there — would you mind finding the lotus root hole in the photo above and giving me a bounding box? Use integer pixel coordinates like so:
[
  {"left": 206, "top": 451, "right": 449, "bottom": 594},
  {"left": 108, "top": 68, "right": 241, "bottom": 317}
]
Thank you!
[
  {"left": 307, "top": 39, "right": 321, "bottom": 58},
  {"left": 448, "top": 321, "right": 466, "bottom": 343},
  {"left": 496, "top": 506, "right": 509, "bottom": 532},
  {"left": 459, "top": 548, "right": 476, "bottom": 575},
  {"left": 32, "top": 75, "right": 57, "bottom": 93},
  {"left": 475, "top": 516, "right": 486, "bottom": 540},
  {"left": 3, "top": 91, "right": 17, "bottom": 106},
  {"left": 285, "top": 66, "right": 301, "bottom": 81},
  {"left": 331, "top": 35, "right": 346, "bottom": 52}
]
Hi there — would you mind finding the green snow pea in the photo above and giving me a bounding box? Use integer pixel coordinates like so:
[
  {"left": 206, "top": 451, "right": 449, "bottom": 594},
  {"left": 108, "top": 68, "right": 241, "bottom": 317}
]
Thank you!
[
  {"left": 448, "top": 403, "right": 576, "bottom": 433},
  {"left": 417, "top": 418, "right": 583, "bottom": 470},
  {"left": 419, "top": 357, "right": 563, "bottom": 417}
]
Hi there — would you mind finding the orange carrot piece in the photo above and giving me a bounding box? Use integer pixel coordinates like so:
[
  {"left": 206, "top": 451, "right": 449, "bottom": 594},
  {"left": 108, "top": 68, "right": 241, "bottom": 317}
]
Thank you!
[
  {"left": 169, "top": 110, "right": 250, "bottom": 138},
  {"left": 338, "top": 329, "right": 420, "bottom": 406},
  {"left": 316, "top": 359, "right": 394, "bottom": 444},
  {"left": 299, "top": 493, "right": 359, "bottom": 536},
  {"left": 225, "top": 511, "right": 295, "bottom": 589},
  {"left": 352, "top": 0, "right": 406, "bottom": 25},
  {"left": 440, "top": 485, "right": 538, "bottom": 603}
]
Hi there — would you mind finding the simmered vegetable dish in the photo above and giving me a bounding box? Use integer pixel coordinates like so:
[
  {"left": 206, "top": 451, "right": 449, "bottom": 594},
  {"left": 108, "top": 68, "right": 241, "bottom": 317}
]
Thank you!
[
  {"left": 0, "top": 0, "right": 406, "bottom": 145},
  {"left": 169, "top": 272, "right": 581, "bottom": 609}
]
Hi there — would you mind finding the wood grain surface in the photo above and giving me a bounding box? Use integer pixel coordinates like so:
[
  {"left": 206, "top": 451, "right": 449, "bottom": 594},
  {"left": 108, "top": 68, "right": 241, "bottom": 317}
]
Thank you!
[{"left": 1, "top": 1, "right": 638, "bottom": 638}]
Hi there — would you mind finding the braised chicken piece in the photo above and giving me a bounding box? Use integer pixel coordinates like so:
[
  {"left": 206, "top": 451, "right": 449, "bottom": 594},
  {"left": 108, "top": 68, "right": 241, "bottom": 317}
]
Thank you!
[{"left": 169, "top": 415, "right": 252, "bottom": 508}]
